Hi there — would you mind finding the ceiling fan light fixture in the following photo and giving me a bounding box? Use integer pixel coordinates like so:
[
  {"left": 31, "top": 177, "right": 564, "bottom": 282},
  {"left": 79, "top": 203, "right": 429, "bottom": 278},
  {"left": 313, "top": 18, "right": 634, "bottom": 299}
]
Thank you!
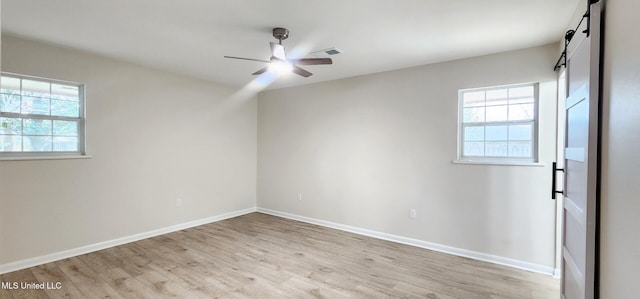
[
  {"left": 224, "top": 27, "right": 333, "bottom": 78},
  {"left": 268, "top": 60, "right": 293, "bottom": 75}
]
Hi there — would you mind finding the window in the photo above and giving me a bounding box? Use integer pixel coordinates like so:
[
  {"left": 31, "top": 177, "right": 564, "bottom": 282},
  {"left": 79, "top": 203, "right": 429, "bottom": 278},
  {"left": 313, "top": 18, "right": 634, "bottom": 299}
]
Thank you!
[
  {"left": 458, "top": 83, "right": 538, "bottom": 163},
  {"left": 0, "top": 73, "right": 85, "bottom": 157}
]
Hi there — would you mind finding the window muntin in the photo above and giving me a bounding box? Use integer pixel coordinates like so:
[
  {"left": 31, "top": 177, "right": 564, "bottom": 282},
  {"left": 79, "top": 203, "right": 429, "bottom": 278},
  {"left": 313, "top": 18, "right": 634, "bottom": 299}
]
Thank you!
[
  {"left": 459, "top": 83, "right": 538, "bottom": 162},
  {"left": 0, "top": 73, "right": 85, "bottom": 156}
]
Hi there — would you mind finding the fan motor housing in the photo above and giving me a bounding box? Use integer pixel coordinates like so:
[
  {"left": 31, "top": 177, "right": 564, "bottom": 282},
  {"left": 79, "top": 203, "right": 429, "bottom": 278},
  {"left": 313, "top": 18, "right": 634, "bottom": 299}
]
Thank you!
[{"left": 273, "top": 27, "right": 289, "bottom": 40}]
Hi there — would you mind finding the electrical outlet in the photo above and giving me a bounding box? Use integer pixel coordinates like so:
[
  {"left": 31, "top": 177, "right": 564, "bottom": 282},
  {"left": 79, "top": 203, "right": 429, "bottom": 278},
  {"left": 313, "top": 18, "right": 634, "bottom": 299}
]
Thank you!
[
  {"left": 297, "top": 193, "right": 303, "bottom": 201},
  {"left": 176, "top": 198, "right": 183, "bottom": 207},
  {"left": 410, "top": 208, "right": 417, "bottom": 219}
]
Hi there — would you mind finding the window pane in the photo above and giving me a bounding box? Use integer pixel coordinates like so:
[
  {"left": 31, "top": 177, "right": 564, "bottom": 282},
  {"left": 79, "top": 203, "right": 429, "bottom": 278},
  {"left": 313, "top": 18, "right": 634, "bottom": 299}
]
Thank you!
[
  {"left": 459, "top": 84, "right": 537, "bottom": 160},
  {"left": 509, "top": 124, "right": 533, "bottom": 141},
  {"left": 464, "top": 126, "right": 484, "bottom": 141},
  {"left": 53, "top": 120, "right": 78, "bottom": 136},
  {"left": 22, "top": 97, "right": 51, "bottom": 115},
  {"left": 509, "top": 86, "right": 534, "bottom": 98},
  {"left": 0, "top": 74, "right": 85, "bottom": 156},
  {"left": 51, "top": 99, "right": 80, "bottom": 117},
  {"left": 509, "top": 103, "right": 534, "bottom": 121},
  {"left": 51, "top": 84, "right": 79, "bottom": 101},
  {"left": 463, "top": 91, "right": 484, "bottom": 107},
  {"left": 486, "top": 89, "right": 507, "bottom": 100},
  {"left": 486, "top": 105, "right": 507, "bottom": 122},
  {"left": 485, "top": 142, "right": 508, "bottom": 157},
  {"left": 23, "top": 136, "right": 51, "bottom": 151},
  {"left": 0, "top": 135, "right": 22, "bottom": 151},
  {"left": 23, "top": 119, "right": 52, "bottom": 135},
  {"left": 486, "top": 98, "right": 508, "bottom": 106},
  {"left": 1, "top": 76, "right": 20, "bottom": 94},
  {"left": 0, "top": 117, "right": 22, "bottom": 134},
  {"left": 53, "top": 137, "right": 78, "bottom": 151},
  {"left": 1, "top": 93, "right": 21, "bottom": 113},
  {"left": 509, "top": 96, "right": 535, "bottom": 105},
  {"left": 464, "top": 142, "right": 484, "bottom": 156},
  {"left": 509, "top": 141, "right": 532, "bottom": 157},
  {"left": 463, "top": 107, "right": 485, "bottom": 123},
  {"left": 486, "top": 125, "right": 507, "bottom": 141},
  {"left": 486, "top": 89, "right": 508, "bottom": 106},
  {"left": 22, "top": 79, "right": 50, "bottom": 97}
]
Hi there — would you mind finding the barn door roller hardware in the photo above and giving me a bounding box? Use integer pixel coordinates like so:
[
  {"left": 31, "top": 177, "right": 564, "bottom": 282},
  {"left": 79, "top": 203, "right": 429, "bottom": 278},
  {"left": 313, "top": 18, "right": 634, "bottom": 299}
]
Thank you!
[{"left": 553, "top": 0, "right": 600, "bottom": 71}]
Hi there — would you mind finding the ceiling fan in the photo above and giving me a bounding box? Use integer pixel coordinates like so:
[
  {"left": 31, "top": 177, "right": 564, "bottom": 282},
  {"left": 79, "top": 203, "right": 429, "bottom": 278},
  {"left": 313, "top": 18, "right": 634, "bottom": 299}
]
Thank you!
[{"left": 224, "top": 27, "right": 332, "bottom": 78}]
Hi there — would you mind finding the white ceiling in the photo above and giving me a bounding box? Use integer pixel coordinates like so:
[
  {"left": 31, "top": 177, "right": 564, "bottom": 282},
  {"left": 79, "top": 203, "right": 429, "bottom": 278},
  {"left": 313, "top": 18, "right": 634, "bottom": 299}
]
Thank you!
[{"left": 2, "top": 0, "right": 580, "bottom": 90}]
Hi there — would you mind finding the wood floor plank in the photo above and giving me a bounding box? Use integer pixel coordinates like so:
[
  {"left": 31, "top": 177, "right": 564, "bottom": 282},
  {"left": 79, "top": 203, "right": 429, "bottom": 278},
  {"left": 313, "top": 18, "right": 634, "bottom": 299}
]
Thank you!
[
  {"left": 0, "top": 274, "right": 15, "bottom": 299},
  {"left": 29, "top": 263, "right": 84, "bottom": 299},
  {"left": 56, "top": 257, "right": 122, "bottom": 298},
  {"left": 0, "top": 269, "right": 48, "bottom": 299},
  {"left": 0, "top": 213, "right": 559, "bottom": 298},
  {"left": 135, "top": 270, "right": 202, "bottom": 299}
]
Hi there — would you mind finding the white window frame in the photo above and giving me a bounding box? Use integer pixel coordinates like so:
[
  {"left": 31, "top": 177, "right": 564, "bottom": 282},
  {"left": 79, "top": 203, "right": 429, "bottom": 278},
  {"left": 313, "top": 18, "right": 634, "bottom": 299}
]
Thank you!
[
  {"left": 456, "top": 82, "right": 540, "bottom": 165},
  {"left": 0, "top": 72, "right": 87, "bottom": 160}
]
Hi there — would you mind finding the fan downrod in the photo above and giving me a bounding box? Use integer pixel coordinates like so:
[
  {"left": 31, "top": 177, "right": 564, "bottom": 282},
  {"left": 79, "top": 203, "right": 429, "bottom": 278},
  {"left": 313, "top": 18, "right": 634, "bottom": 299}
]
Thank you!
[{"left": 272, "top": 27, "right": 289, "bottom": 43}]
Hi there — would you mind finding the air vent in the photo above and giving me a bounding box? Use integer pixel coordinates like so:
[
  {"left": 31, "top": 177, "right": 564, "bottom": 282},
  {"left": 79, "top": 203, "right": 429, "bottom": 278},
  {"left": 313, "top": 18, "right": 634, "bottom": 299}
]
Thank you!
[
  {"left": 322, "top": 48, "right": 342, "bottom": 55},
  {"left": 310, "top": 47, "right": 342, "bottom": 57}
]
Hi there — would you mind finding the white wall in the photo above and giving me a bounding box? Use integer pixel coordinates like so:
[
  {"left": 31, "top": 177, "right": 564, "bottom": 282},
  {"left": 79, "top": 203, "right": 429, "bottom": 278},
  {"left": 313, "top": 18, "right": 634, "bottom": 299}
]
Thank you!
[
  {"left": 257, "top": 44, "right": 559, "bottom": 269},
  {"left": 600, "top": 0, "right": 640, "bottom": 297},
  {"left": 0, "top": 35, "right": 257, "bottom": 265}
]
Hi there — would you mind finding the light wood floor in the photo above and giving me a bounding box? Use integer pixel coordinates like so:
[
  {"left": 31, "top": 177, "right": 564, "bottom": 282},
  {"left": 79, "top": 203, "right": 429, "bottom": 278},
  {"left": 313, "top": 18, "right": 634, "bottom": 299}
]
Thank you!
[{"left": 0, "top": 213, "right": 559, "bottom": 298}]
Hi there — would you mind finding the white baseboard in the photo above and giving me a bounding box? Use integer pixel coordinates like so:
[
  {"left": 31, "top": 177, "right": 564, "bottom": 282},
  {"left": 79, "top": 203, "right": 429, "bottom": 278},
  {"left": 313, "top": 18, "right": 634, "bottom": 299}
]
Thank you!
[
  {"left": 0, "top": 207, "right": 257, "bottom": 275},
  {"left": 1, "top": 206, "right": 557, "bottom": 277},
  {"left": 258, "top": 208, "right": 556, "bottom": 276}
]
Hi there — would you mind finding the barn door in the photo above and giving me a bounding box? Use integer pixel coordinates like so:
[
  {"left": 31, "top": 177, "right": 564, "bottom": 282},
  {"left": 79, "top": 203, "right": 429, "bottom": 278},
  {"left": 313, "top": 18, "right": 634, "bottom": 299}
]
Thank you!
[{"left": 560, "top": 2, "right": 601, "bottom": 299}]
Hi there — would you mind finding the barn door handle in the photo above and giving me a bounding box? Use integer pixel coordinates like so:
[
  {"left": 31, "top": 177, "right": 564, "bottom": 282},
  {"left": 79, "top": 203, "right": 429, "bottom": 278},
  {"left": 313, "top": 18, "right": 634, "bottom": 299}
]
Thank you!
[{"left": 551, "top": 162, "right": 564, "bottom": 200}]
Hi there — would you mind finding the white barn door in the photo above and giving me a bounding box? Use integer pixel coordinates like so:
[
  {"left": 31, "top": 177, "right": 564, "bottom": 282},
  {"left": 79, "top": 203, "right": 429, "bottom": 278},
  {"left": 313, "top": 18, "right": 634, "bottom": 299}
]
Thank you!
[{"left": 560, "top": 2, "right": 601, "bottom": 299}]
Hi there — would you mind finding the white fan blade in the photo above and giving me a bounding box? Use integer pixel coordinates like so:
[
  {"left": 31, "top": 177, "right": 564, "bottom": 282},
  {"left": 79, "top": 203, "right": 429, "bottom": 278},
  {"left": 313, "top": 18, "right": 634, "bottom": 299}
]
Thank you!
[{"left": 270, "top": 42, "right": 287, "bottom": 61}]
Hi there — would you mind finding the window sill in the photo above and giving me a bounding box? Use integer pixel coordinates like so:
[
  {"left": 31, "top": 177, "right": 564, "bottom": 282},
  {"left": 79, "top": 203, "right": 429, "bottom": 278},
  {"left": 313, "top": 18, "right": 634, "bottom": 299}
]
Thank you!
[
  {"left": 0, "top": 154, "right": 92, "bottom": 161},
  {"left": 452, "top": 160, "right": 545, "bottom": 167}
]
